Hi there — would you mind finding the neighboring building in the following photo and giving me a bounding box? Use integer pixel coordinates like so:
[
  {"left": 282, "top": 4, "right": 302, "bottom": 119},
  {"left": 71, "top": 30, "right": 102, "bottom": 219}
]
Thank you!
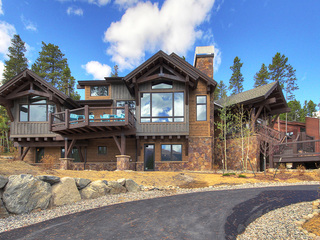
[{"left": 0, "top": 47, "right": 218, "bottom": 171}]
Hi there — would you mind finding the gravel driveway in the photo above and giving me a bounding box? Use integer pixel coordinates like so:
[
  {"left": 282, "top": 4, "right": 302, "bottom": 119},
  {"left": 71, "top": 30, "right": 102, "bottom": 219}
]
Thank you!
[{"left": 0, "top": 184, "right": 319, "bottom": 240}]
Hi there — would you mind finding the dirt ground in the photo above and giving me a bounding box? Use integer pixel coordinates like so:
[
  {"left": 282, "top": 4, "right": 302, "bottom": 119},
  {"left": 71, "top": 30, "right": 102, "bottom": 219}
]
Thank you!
[
  {"left": 303, "top": 215, "right": 320, "bottom": 236},
  {"left": 1, "top": 157, "right": 320, "bottom": 188}
]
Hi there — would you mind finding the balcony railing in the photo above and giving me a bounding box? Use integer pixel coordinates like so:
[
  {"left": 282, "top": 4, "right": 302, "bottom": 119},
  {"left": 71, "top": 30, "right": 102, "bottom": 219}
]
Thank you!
[{"left": 49, "top": 105, "right": 136, "bottom": 134}]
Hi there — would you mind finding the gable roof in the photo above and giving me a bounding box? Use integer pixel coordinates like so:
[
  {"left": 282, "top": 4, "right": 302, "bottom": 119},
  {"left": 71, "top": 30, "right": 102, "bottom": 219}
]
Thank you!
[
  {"left": 215, "top": 81, "right": 290, "bottom": 115},
  {"left": 123, "top": 50, "right": 217, "bottom": 94},
  {"left": 0, "top": 69, "right": 80, "bottom": 109}
]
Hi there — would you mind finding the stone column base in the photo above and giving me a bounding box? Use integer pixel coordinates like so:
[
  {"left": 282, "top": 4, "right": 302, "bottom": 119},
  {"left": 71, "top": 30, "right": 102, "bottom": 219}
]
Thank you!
[
  {"left": 59, "top": 158, "right": 74, "bottom": 170},
  {"left": 116, "top": 155, "right": 130, "bottom": 171}
]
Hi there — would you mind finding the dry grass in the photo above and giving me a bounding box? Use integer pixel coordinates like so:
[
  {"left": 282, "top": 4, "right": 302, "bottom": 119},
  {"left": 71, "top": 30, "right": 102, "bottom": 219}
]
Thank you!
[
  {"left": 303, "top": 215, "right": 320, "bottom": 236},
  {"left": 1, "top": 156, "right": 320, "bottom": 188}
]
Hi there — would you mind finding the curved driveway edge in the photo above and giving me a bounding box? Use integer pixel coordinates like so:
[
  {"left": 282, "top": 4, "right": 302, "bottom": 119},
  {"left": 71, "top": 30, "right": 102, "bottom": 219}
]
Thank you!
[{"left": 1, "top": 185, "right": 319, "bottom": 240}]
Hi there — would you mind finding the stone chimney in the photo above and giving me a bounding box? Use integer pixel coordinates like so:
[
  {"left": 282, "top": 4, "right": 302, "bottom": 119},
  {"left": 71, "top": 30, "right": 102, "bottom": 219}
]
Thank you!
[{"left": 193, "top": 46, "right": 214, "bottom": 79}]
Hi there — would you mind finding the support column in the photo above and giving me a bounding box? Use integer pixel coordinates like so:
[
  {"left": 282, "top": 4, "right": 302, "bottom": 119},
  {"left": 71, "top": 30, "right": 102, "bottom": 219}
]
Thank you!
[{"left": 116, "top": 155, "right": 131, "bottom": 170}]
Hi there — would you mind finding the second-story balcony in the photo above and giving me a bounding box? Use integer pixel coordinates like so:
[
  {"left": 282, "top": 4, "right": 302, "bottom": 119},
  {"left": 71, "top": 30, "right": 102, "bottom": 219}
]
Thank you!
[{"left": 49, "top": 105, "right": 136, "bottom": 138}]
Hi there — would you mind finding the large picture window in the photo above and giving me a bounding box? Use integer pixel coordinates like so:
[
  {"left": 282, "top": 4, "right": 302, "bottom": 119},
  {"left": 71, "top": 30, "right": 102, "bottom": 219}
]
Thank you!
[
  {"left": 140, "top": 92, "right": 184, "bottom": 122},
  {"left": 19, "top": 96, "right": 55, "bottom": 122},
  {"left": 161, "top": 144, "right": 182, "bottom": 161},
  {"left": 196, "top": 95, "right": 207, "bottom": 121},
  {"left": 90, "top": 86, "right": 109, "bottom": 96}
]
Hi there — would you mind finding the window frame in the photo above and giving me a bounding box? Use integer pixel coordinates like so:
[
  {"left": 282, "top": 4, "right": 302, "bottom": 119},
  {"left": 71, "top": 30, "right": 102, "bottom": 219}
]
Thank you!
[
  {"left": 161, "top": 144, "right": 183, "bottom": 161},
  {"left": 196, "top": 95, "right": 207, "bottom": 121},
  {"left": 90, "top": 85, "right": 109, "bottom": 97},
  {"left": 140, "top": 91, "right": 185, "bottom": 123},
  {"left": 116, "top": 100, "right": 136, "bottom": 115},
  {"left": 19, "top": 96, "right": 55, "bottom": 122},
  {"left": 98, "top": 146, "right": 107, "bottom": 155}
]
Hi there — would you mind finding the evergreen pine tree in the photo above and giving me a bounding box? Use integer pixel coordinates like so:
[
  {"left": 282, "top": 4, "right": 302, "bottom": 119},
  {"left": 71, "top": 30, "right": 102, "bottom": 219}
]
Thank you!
[
  {"left": 253, "top": 63, "right": 269, "bottom": 88},
  {"left": 32, "top": 42, "right": 80, "bottom": 100},
  {"left": 111, "top": 65, "right": 119, "bottom": 77},
  {"left": 2, "top": 34, "right": 28, "bottom": 84},
  {"left": 215, "top": 80, "right": 227, "bottom": 100},
  {"left": 229, "top": 56, "right": 244, "bottom": 95}
]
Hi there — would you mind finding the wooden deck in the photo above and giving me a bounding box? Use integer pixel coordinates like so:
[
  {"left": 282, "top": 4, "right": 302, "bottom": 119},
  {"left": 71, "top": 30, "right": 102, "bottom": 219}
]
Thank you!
[
  {"left": 273, "top": 138, "right": 320, "bottom": 163},
  {"left": 49, "top": 105, "right": 136, "bottom": 139}
]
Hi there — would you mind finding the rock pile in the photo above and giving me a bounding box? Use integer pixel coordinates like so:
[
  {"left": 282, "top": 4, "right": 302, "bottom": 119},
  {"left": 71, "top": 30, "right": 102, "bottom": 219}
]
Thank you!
[{"left": 0, "top": 174, "right": 141, "bottom": 216}]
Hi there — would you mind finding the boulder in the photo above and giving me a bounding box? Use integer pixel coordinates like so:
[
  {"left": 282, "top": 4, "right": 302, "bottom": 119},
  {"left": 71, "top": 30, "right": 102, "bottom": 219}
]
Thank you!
[
  {"left": 125, "top": 179, "right": 141, "bottom": 192},
  {"left": 102, "top": 180, "right": 108, "bottom": 185},
  {"left": 108, "top": 181, "right": 127, "bottom": 194},
  {"left": 3, "top": 174, "right": 51, "bottom": 214},
  {"left": 0, "top": 175, "right": 8, "bottom": 189},
  {"left": 117, "top": 178, "right": 126, "bottom": 186},
  {"left": 80, "top": 180, "right": 111, "bottom": 199},
  {"left": 0, "top": 190, "right": 9, "bottom": 218},
  {"left": 74, "top": 178, "right": 91, "bottom": 190},
  {"left": 51, "top": 177, "right": 81, "bottom": 206},
  {"left": 37, "top": 175, "right": 60, "bottom": 185}
]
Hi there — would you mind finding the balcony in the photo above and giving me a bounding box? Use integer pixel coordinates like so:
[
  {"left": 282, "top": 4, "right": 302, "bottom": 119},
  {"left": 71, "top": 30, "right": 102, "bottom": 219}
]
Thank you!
[{"left": 49, "top": 105, "right": 136, "bottom": 138}]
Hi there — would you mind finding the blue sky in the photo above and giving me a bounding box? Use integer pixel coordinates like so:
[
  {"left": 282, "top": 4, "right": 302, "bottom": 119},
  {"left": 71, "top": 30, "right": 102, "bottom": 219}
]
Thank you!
[{"left": 0, "top": 0, "right": 319, "bottom": 106}]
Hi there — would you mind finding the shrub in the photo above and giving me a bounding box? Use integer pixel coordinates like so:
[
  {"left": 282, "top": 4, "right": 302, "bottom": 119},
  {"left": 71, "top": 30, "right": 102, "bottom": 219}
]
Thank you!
[
  {"left": 40, "top": 154, "right": 59, "bottom": 171},
  {"left": 278, "top": 163, "right": 286, "bottom": 174},
  {"left": 230, "top": 172, "right": 236, "bottom": 175},
  {"left": 238, "top": 174, "right": 246, "bottom": 178},
  {"left": 222, "top": 173, "right": 231, "bottom": 176},
  {"left": 297, "top": 164, "right": 306, "bottom": 176}
]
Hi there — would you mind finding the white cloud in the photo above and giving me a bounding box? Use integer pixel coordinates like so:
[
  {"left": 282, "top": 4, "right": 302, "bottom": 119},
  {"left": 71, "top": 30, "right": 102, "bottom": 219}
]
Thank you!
[
  {"left": 114, "top": 0, "right": 139, "bottom": 9},
  {"left": 0, "top": 21, "right": 16, "bottom": 55},
  {"left": 67, "top": 6, "right": 84, "bottom": 16},
  {"left": 0, "top": 0, "right": 3, "bottom": 15},
  {"left": 213, "top": 47, "right": 221, "bottom": 73},
  {"left": 88, "top": 0, "right": 110, "bottom": 7},
  {"left": 104, "top": 0, "right": 215, "bottom": 70},
  {"left": 21, "top": 15, "right": 37, "bottom": 32},
  {"left": 57, "top": 0, "right": 110, "bottom": 7},
  {"left": 0, "top": 61, "right": 4, "bottom": 82},
  {"left": 82, "top": 61, "right": 112, "bottom": 79}
]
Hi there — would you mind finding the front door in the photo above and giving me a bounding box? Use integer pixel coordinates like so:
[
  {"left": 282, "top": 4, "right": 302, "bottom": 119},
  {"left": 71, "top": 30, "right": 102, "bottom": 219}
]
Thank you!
[{"left": 144, "top": 144, "right": 155, "bottom": 171}]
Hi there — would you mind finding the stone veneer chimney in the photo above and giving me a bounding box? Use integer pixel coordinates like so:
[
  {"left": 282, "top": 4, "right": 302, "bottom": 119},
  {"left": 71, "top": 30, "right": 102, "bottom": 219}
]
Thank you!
[{"left": 193, "top": 46, "right": 215, "bottom": 79}]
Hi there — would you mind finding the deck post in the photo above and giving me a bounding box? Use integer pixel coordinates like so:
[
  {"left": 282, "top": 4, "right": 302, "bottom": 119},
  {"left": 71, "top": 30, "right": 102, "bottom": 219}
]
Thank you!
[
  {"left": 65, "top": 109, "right": 69, "bottom": 129},
  {"left": 84, "top": 105, "right": 89, "bottom": 126},
  {"left": 125, "top": 104, "right": 129, "bottom": 125},
  {"left": 49, "top": 113, "right": 52, "bottom": 131}
]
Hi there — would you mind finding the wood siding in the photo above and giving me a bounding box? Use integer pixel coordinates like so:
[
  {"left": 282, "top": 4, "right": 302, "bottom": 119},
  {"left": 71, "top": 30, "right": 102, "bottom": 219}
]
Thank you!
[
  {"left": 85, "top": 85, "right": 112, "bottom": 100},
  {"left": 189, "top": 79, "right": 211, "bottom": 137},
  {"left": 11, "top": 121, "right": 56, "bottom": 137}
]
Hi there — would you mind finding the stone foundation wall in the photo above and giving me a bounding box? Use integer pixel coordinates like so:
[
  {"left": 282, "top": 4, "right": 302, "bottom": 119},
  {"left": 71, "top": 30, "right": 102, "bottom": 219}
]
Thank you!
[{"left": 214, "top": 135, "right": 260, "bottom": 171}]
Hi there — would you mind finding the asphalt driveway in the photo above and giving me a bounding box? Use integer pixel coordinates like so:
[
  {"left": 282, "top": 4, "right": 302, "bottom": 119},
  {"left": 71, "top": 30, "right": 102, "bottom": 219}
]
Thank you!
[{"left": 1, "top": 185, "right": 319, "bottom": 240}]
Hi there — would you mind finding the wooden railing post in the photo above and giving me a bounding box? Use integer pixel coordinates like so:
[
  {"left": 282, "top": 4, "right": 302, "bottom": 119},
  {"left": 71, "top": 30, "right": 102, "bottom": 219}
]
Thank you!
[
  {"left": 49, "top": 113, "right": 52, "bottom": 131},
  {"left": 65, "top": 109, "right": 69, "bottom": 129},
  {"left": 125, "top": 104, "right": 129, "bottom": 125},
  {"left": 84, "top": 105, "right": 89, "bottom": 126}
]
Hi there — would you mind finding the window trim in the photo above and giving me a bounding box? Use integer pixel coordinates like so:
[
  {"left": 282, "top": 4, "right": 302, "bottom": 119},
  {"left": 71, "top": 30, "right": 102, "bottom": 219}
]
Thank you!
[
  {"left": 90, "top": 85, "right": 109, "bottom": 97},
  {"left": 161, "top": 144, "right": 183, "bottom": 161},
  {"left": 196, "top": 95, "right": 207, "bottom": 121},
  {"left": 140, "top": 91, "right": 185, "bottom": 123},
  {"left": 98, "top": 146, "right": 107, "bottom": 155}
]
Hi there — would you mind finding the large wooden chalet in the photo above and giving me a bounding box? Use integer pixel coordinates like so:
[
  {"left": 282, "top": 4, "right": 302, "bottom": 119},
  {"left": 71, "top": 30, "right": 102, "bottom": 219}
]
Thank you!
[{"left": 1, "top": 46, "right": 309, "bottom": 171}]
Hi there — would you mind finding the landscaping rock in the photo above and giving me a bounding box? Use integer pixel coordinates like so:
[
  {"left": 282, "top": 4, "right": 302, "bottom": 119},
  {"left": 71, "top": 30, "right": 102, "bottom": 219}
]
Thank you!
[
  {"left": 37, "top": 175, "right": 60, "bottom": 185},
  {"left": 80, "top": 180, "right": 111, "bottom": 199},
  {"left": 0, "top": 175, "right": 8, "bottom": 189},
  {"left": 125, "top": 179, "right": 141, "bottom": 192},
  {"left": 117, "top": 178, "right": 126, "bottom": 186},
  {"left": 3, "top": 174, "right": 51, "bottom": 214},
  {"left": 108, "top": 181, "right": 127, "bottom": 194},
  {"left": 52, "top": 177, "right": 81, "bottom": 206},
  {"left": 74, "top": 178, "right": 91, "bottom": 190},
  {"left": 102, "top": 180, "right": 108, "bottom": 185},
  {"left": 0, "top": 198, "right": 9, "bottom": 218}
]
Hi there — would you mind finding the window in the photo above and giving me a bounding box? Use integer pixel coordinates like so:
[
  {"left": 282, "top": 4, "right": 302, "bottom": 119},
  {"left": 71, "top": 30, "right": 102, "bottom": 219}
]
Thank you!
[
  {"left": 61, "top": 147, "right": 80, "bottom": 162},
  {"left": 90, "top": 86, "right": 109, "bottom": 96},
  {"left": 161, "top": 144, "right": 182, "bottom": 161},
  {"left": 140, "top": 92, "right": 184, "bottom": 122},
  {"left": 98, "top": 146, "right": 107, "bottom": 155},
  {"left": 196, "top": 95, "right": 207, "bottom": 121},
  {"left": 19, "top": 96, "right": 55, "bottom": 122},
  {"left": 152, "top": 81, "right": 173, "bottom": 89},
  {"left": 116, "top": 100, "right": 136, "bottom": 115}
]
